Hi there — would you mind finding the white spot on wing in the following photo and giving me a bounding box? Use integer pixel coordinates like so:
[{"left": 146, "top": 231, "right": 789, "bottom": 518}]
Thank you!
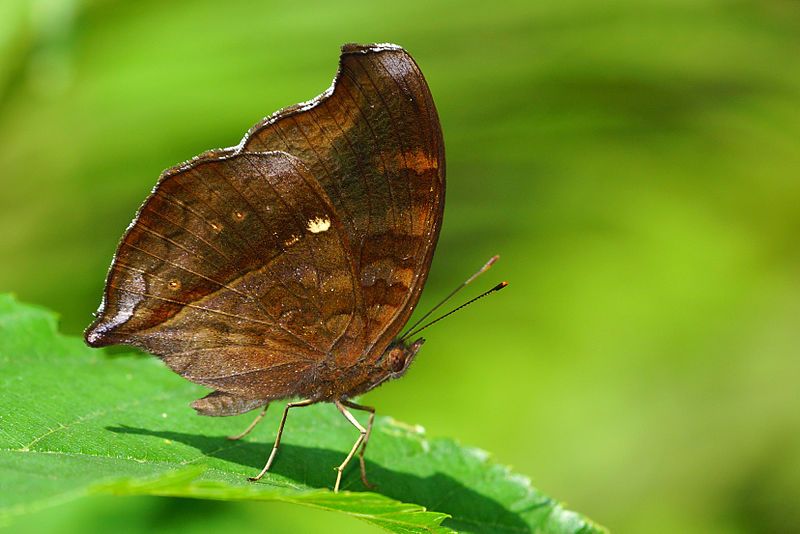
[{"left": 306, "top": 217, "right": 330, "bottom": 233}]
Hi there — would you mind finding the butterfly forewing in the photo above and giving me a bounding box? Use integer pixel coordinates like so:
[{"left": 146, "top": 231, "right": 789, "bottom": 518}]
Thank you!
[{"left": 242, "top": 43, "right": 445, "bottom": 361}]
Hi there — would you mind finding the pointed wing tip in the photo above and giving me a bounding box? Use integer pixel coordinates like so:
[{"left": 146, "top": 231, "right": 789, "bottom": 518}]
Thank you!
[
  {"left": 84, "top": 319, "right": 116, "bottom": 348},
  {"left": 84, "top": 329, "right": 106, "bottom": 348}
]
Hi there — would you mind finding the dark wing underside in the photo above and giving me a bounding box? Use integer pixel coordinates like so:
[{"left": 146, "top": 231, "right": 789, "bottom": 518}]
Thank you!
[{"left": 85, "top": 43, "right": 444, "bottom": 403}]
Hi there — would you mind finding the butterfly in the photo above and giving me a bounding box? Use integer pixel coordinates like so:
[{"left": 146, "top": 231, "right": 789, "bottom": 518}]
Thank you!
[{"left": 85, "top": 43, "right": 446, "bottom": 491}]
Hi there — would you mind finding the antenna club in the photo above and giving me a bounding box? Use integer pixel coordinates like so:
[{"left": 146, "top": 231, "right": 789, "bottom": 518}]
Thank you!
[
  {"left": 497, "top": 281, "right": 509, "bottom": 289},
  {"left": 480, "top": 255, "right": 500, "bottom": 273}
]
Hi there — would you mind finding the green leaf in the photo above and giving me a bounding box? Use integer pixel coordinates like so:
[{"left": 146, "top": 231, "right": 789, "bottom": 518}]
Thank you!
[{"left": 0, "top": 294, "right": 605, "bottom": 533}]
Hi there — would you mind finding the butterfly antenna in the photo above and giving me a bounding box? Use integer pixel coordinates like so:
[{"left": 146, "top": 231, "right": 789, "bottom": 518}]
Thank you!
[
  {"left": 399, "top": 255, "right": 501, "bottom": 341},
  {"left": 402, "top": 281, "right": 508, "bottom": 340}
]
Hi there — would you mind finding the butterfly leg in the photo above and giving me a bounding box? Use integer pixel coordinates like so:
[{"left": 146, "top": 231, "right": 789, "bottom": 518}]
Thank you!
[
  {"left": 341, "top": 400, "right": 376, "bottom": 489},
  {"left": 227, "top": 404, "right": 269, "bottom": 441},
  {"left": 333, "top": 400, "right": 369, "bottom": 492},
  {"left": 249, "top": 399, "right": 313, "bottom": 481}
]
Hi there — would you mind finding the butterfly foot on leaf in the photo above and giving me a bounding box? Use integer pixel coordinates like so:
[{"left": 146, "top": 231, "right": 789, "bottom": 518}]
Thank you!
[
  {"left": 333, "top": 466, "right": 345, "bottom": 493},
  {"left": 360, "top": 468, "right": 376, "bottom": 490},
  {"left": 248, "top": 463, "right": 274, "bottom": 482}
]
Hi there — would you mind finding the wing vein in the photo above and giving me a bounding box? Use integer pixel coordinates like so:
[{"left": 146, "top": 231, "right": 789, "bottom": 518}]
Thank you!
[
  {"left": 163, "top": 175, "right": 303, "bottom": 338},
  {"left": 144, "top": 199, "right": 233, "bottom": 261},
  {"left": 205, "top": 163, "right": 289, "bottom": 254},
  {"left": 280, "top": 116, "right": 356, "bottom": 233},
  {"left": 283, "top": 157, "right": 361, "bottom": 355},
  {"left": 136, "top": 223, "right": 223, "bottom": 269},
  {"left": 354, "top": 57, "right": 416, "bottom": 236},
  {"left": 159, "top": 189, "right": 252, "bottom": 259},
  {"left": 305, "top": 111, "right": 358, "bottom": 232},
  {"left": 192, "top": 362, "right": 312, "bottom": 381},
  {"left": 119, "top": 244, "right": 322, "bottom": 355},
  {"left": 109, "top": 285, "right": 272, "bottom": 326},
  {"left": 338, "top": 72, "right": 399, "bottom": 237},
  {"left": 113, "top": 258, "right": 249, "bottom": 301}
]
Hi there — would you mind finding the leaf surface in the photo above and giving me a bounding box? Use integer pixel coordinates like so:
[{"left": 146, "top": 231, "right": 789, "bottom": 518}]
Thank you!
[{"left": 0, "top": 294, "right": 604, "bottom": 533}]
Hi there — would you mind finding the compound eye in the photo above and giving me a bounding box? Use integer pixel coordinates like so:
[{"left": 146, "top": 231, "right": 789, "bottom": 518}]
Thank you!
[{"left": 389, "top": 350, "right": 406, "bottom": 373}]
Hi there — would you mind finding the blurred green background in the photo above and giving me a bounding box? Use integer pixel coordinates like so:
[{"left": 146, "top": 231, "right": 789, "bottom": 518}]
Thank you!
[{"left": 2, "top": 0, "right": 799, "bottom": 532}]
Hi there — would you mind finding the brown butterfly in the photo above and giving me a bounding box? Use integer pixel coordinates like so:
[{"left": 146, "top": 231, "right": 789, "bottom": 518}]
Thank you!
[{"left": 86, "top": 43, "right": 449, "bottom": 492}]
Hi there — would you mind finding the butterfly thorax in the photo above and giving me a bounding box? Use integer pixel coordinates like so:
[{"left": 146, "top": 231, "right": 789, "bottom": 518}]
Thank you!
[{"left": 310, "top": 338, "right": 426, "bottom": 401}]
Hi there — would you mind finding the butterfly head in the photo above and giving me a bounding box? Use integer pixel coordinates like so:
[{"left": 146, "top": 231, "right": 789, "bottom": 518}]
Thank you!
[
  {"left": 382, "top": 337, "right": 425, "bottom": 377},
  {"left": 357, "top": 338, "right": 425, "bottom": 396}
]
